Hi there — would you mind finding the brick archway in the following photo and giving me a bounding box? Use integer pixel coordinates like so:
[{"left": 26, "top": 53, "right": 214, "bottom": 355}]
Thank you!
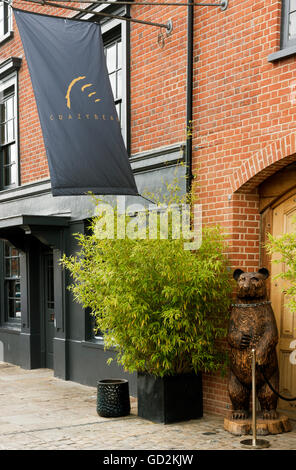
[{"left": 229, "top": 133, "right": 296, "bottom": 193}]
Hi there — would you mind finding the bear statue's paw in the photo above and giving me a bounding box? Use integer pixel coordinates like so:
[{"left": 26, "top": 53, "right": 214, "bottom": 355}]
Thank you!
[
  {"left": 262, "top": 409, "right": 278, "bottom": 420},
  {"left": 231, "top": 409, "right": 249, "bottom": 420}
]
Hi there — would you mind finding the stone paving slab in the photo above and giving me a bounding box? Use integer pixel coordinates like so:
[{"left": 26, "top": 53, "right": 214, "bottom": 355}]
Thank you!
[{"left": 0, "top": 362, "right": 295, "bottom": 450}]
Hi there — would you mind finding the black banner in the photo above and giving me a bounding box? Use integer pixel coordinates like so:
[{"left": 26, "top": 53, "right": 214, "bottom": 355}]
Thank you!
[{"left": 14, "top": 9, "right": 138, "bottom": 197}]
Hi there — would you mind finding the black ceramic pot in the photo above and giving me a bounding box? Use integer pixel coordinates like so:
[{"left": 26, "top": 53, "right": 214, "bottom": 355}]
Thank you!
[{"left": 97, "top": 379, "right": 131, "bottom": 418}]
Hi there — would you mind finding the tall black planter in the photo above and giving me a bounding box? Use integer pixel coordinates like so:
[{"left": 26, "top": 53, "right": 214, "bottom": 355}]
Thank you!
[
  {"left": 137, "top": 373, "right": 203, "bottom": 424},
  {"left": 97, "top": 379, "right": 131, "bottom": 418}
]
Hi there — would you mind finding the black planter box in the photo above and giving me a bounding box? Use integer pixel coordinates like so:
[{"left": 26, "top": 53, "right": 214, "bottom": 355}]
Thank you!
[{"left": 137, "top": 373, "right": 203, "bottom": 424}]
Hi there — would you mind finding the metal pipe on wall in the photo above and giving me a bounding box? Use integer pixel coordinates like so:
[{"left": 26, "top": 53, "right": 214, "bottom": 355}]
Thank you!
[{"left": 186, "top": 0, "right": 194, "bottom": 194}]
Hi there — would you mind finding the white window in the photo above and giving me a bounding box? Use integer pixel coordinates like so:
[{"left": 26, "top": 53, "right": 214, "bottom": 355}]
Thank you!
[
  {"left": 105, "top": 35, "right": 122, "bottom": 124},
  {"left": 0, "top": 73, "right": 19, "bottom": 189},
  {"left": 101, "top": 17, "right": 127, "bottom": 147},
  {"left": 3, "top": 241, "right": 21, "bottom": 323},
  {"left": 0, "top": 2, "right": 12, "bottom": 42},
  {"left": 79, "top": 6, "right": 128, "bottom": 148}
]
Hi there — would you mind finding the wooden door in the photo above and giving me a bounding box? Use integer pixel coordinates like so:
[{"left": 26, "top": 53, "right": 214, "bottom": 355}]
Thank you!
[{"left": 271, "top": 194, "right": 296, "bottom": 414}]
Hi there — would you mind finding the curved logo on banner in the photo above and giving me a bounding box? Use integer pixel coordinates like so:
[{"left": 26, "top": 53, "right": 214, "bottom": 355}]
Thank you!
[{"left": 65, "top": 76, "right": 101, "bottom": 109}]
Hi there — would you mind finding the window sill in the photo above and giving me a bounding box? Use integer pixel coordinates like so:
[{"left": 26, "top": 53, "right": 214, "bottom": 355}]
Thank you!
[
  {"left": 82, "top": 339, "right": 105, "bottom": 350},
  {"left": 0, "top": 31, "right": 14, "bottom": 47},
  {"left": 81, "top": 339, "right": 116, "bottom": 351},
  {"left": 0, "top": 325, "right": 21, "bottom": 334},
  {"left": 268, "top": 45, "right": 296, "bottom": 63}
]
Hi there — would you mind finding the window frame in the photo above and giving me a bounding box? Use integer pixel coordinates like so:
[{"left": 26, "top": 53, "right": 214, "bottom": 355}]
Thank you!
[
  {"left": 281, "top": 0, "right": 296, "bottom": 49},
  {"left": 0, "top": 2, "right": 13, "bottom": 44},
  {"left": 0, "top": 71, "right": 20, "bottom": 190},
  {"left": 78, "top": 4, "right": 130, "bottom": 152},
  {"left": 0, "top": 241, "right": 22, "bottom": 327},
  {"left": 3, "top": 242, "right": 21, "bottom": 324},
  {"left": 101, "top": 16, "right": 129, "bottom": 149},
  {"left": 104, "top": 30, "right": 123, "bottom": 126}
]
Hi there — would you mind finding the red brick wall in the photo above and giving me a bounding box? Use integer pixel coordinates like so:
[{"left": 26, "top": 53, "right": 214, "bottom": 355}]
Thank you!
[
  {"left": 130, "top": 6, "right": 187, "bottom": 153},
  {"left": 203, "top": 371, "right": 230, "bottom": 416},
  {"left": 193, "top": 0, "right": 295, "bottom": 237}
]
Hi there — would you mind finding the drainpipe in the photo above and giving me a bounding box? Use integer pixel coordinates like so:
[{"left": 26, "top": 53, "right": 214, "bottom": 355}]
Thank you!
[{"left": 186, "top": 0, "right": 194, "bottom": 195}]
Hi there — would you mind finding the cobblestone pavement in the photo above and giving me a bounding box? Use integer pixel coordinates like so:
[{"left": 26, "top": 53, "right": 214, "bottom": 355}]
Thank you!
[{"left": 0, "top": 362, "right": 295, "bottom": 450}]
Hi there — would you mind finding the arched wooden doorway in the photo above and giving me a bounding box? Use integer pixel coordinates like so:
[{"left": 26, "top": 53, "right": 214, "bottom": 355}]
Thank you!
[{"left": 259, "top": 164, "right": 296, "bottom": 417}]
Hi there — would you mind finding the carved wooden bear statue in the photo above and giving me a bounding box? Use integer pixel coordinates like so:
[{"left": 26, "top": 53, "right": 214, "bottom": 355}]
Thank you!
[{"left": 227, "top": 268, "right": 279, "bottom": 420}]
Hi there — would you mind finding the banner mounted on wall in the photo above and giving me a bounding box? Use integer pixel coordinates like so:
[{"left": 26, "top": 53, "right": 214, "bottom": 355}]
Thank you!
[{"left": 14, "top": 8, "right": 139, "bottom": 197}]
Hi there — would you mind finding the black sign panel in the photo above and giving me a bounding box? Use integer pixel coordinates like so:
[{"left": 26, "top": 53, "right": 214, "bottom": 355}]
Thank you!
[{"left": 14, "top": 9, "right": 138, "bottom": 197}]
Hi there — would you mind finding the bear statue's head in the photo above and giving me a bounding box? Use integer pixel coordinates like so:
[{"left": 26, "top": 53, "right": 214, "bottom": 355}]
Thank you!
[{"left": 233, "top": 268, "right": 269, "bottom": 300}]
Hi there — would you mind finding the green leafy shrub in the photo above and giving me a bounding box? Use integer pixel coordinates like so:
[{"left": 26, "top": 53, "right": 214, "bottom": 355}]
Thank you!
[
  {"left": 62, "top": 199, "right": 232, "bottom": 377},
  {"left": 266, "top": 219, "right": 296, "bottom": 314}
]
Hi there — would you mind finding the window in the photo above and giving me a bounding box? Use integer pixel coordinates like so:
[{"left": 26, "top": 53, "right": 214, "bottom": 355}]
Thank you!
[
  {"left": 4, "top": 242, "right": 21, "bottom": 323},
  {"left": 268, "top": 1, "right": 296, "bottom": 60},
  {"left": 105, "top": 36, "right": 122, "bottom": 123},
  {"left": 0, "top": 2, "right": 12, "bottom": 42},
  {"left": 79, "top": 5, "right": 129, "bottom": 147},
  {"left": 281, "top": 0, "right": 296, "bottom": 48},
  {"left": 0, "top": 73, "right": 19, "bottom": 189},
  {"left": 45, "top": 253, "right": 54, "bottom": 310},
  {"left": 102, "top": 19, "right": 127, "bottom": 145},
  {"left": 1, "top": 84, "right": 17, "bottom": 188}
]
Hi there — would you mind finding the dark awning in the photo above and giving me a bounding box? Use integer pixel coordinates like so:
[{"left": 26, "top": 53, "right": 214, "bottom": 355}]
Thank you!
[
  {"left": 0, "top": 214, "right": 70, "bottom": 250},
  {"left": 0, "top": 215, "right": 70, "bottom": 230}
]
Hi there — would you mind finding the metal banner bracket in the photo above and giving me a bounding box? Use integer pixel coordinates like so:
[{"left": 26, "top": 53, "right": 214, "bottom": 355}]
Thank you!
[
  {"left": 220, "top": 0, "right": 228, "bottom": 11},
  {"left": 14, "top": 0, "right": 229, "bottom": 33},
  {"left": 166, "top": 19, "right": 173, "bottom": 35}
]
